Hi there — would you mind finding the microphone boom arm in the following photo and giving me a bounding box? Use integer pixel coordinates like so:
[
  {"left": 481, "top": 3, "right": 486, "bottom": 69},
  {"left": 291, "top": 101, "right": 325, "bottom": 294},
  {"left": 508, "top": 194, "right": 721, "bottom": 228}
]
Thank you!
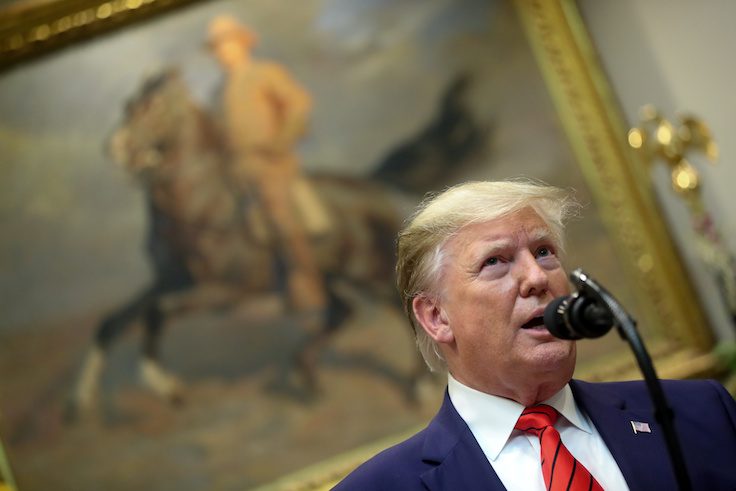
[{"left": 569, "top": 268, "right": 692, "bottom": 491}]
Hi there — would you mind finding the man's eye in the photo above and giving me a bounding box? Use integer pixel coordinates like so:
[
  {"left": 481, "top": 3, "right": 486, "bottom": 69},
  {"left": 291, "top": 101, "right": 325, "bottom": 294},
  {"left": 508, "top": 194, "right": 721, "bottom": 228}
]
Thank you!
[
  {"left": 536, "top": 246, "right": 553, "bottom": 258},
  {"left": 484, "top": 257, "right": 499, "bottom": 266}
]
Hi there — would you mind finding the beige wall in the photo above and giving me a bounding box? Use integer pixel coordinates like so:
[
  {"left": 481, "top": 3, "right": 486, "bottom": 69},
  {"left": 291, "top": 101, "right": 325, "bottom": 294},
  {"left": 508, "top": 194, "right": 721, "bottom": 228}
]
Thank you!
[{"left": 578, "top": 0, "right": 736, "bottom": 343}]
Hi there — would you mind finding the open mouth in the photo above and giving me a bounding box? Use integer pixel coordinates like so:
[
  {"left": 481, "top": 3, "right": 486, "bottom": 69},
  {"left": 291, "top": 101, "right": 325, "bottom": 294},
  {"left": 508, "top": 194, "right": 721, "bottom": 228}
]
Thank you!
[{"left": 520, "top": 316, "right": 545, "bottom": 330}]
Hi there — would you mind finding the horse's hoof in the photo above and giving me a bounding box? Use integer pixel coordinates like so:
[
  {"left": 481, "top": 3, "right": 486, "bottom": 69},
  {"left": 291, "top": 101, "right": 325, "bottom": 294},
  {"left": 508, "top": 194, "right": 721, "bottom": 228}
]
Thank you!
[
  {"left": 67, "top": 346, "right": 106, "bottom": 422},
  {"left": 140, "top": 359, "right": 185, "bottom": 404}
]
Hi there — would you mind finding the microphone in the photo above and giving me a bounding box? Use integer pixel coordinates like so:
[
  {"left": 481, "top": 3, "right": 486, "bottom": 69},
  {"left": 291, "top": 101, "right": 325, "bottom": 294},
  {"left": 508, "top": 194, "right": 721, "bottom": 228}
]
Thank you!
[
  {"left": 543, "top": 293, "right": 614, "bottom": 340},
  {"left": 544, "top": 269, "right": 692, "bottom": 491}
]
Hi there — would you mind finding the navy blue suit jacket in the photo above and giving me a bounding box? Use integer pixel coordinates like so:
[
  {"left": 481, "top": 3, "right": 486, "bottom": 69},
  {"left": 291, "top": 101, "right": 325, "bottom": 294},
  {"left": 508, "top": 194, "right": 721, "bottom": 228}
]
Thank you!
[{"left": 333, "top": 379, "right": 736, "bottom": 490}]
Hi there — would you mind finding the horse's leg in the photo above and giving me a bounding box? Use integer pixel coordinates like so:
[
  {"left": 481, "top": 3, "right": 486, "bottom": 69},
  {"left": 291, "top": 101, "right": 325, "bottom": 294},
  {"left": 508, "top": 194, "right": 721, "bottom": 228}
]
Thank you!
[
  {"left": 68, "top": 286, "right": 158, "bottom": 419},
  {"left": 139, "top": 300, "right": 184, "bottom": 404},
  {"left": 293, "top": 283, "right": 353, "bottom": 394},
  {"left": 70, "top": 345, "right": 105, "bottom": 418}
]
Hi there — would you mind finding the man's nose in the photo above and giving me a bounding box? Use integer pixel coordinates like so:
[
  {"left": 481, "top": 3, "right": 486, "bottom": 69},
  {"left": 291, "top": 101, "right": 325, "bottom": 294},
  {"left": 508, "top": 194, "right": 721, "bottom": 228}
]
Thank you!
[{"left": 517, "top": 252, "right": 549, "bottom": 297}]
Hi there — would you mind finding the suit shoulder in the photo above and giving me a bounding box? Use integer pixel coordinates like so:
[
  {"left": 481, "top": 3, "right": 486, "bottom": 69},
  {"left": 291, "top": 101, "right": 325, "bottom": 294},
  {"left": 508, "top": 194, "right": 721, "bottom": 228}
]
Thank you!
[
  {"left": 575, "top": 378, "right": 723, "bottom": 394},
  {"left": 573, "top": 378, "right": 734, "bottom": 412},
  {"left": 331, "top": 428, "right": 430, "bottom": 491}
]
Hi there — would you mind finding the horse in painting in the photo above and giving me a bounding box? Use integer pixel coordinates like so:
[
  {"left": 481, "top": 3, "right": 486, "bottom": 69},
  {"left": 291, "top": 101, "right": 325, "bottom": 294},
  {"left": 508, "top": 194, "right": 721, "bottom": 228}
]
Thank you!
[{"left": 68, "top": 68, "right": 426, "bottom": 416}]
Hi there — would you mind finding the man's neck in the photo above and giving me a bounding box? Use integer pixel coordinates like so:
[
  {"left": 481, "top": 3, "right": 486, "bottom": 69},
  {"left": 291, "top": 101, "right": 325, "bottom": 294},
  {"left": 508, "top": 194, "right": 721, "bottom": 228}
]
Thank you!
[
  {"left": 449, "top": 370, "right": 570, "bottom": 406},
  {"left": 501, "top": 380, "right": 568, "bottom": 406}
]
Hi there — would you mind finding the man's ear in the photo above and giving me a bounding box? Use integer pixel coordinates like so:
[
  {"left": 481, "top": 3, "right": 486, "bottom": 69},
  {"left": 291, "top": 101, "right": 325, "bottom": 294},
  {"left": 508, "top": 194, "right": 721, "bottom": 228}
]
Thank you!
[{"left": 412, "top": 295, "right": 454, "bottom": 344}]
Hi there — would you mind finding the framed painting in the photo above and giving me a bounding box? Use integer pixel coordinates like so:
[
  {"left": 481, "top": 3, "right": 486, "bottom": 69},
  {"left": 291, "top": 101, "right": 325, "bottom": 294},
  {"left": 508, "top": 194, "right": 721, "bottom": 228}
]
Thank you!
[{"left": 0, "top": 0, "right": 718, "bottom": 490}]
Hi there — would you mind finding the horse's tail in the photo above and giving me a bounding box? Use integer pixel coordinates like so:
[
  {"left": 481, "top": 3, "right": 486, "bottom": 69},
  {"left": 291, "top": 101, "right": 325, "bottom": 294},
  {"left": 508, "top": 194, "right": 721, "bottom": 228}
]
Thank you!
[{"left": 369, "top": 71, "right": 489, "bottom": 195}]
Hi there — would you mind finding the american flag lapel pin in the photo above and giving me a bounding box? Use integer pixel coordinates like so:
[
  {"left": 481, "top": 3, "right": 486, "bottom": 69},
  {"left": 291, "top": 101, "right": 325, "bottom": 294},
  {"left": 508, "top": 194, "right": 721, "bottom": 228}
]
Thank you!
[{"left": 631, "top": 421, "right": 651, "bottom": 434}]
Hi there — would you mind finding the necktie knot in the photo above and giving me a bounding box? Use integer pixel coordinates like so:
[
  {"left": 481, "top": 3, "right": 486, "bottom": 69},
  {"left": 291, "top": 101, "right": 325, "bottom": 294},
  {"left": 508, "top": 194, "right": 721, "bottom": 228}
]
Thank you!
[{"left": 515, "top": 404, "right": 559, "bottom": 436}]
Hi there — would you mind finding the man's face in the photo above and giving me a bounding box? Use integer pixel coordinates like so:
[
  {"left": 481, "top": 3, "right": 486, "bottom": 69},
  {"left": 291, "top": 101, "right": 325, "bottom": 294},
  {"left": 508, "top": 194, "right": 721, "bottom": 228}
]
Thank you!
[
  {"left": 431, "top": 207, "right": 575, "bottom": 395},
  {"left": 210, "top": 35, "right": 249, "bottom": 70}
]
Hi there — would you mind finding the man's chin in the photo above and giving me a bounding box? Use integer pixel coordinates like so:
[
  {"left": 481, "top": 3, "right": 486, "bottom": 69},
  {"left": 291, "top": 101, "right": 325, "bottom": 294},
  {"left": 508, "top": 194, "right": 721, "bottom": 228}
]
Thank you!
[{"left": 525, "top": 341, "right": 576, "bottom": 373}]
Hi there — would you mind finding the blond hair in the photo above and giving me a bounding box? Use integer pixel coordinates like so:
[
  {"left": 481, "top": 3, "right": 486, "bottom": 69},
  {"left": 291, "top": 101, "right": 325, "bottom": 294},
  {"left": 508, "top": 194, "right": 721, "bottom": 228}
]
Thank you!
[{"left": 396, "top": 179, "right": 578, "bottom": 372}]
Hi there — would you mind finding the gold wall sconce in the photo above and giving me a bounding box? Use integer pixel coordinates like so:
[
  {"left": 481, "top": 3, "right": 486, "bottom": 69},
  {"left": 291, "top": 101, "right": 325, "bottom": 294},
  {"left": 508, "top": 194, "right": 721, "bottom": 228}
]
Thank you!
[
  {"left": 628, "top": 104, "right": 736, "bottom": 326},
  {"left": 628, "top": 104, "right": 718, "bottom": 199}
]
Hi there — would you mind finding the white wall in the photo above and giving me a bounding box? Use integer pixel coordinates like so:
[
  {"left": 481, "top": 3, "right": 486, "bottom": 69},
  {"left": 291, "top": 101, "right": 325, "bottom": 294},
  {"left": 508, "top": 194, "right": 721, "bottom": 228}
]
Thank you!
[{"left": 577, "top": 0, "right": 736, "bottom": 343}]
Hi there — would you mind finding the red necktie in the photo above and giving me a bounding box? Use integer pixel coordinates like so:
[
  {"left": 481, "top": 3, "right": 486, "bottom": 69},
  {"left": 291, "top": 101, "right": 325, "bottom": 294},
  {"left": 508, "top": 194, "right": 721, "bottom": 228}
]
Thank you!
[{"left": 515, "top": 404, "right": 604, "bottom": 491}]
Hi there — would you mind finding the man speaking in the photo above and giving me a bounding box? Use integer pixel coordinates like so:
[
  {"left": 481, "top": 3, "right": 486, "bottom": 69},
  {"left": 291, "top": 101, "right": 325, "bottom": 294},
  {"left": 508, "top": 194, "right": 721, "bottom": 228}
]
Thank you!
[{"left": 333, "top": 180, "right": 736, "bottom": 490}]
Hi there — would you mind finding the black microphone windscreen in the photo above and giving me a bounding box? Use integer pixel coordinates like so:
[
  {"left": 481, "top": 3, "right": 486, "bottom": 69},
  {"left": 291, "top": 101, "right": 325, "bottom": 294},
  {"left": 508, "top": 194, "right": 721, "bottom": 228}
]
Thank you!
[{"left": 543, "top": 296, "right": 580, "bottom": 340}]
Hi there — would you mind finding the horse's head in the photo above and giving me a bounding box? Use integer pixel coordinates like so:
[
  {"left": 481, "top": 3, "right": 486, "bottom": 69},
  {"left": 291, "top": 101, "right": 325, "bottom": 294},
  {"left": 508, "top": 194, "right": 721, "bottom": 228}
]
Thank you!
[{"left": 108, "top": 68, "right": 199, "bottom": 178}]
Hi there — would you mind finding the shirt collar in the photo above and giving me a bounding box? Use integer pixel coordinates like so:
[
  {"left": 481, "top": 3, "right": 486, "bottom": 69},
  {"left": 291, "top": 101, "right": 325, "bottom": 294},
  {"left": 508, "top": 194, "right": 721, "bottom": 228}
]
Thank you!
[{"left": 447, "top": 374, "right": 592, "bottom": 461}]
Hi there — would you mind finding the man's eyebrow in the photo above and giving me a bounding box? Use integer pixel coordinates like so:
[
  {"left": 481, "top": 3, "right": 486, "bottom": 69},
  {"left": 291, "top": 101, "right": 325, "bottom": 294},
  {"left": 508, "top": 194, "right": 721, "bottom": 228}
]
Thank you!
[
  {"left": 466, "top": 227, "right": 555, "bottom": 259},
  {"left": 528, "top": 227, "right": 553, "bottom": 242},
  {"left": 484, "top": 238, "right": 514, "bottom": 253},
  {"left": 467, "top": 237, "right": 514, "bottom": 259}
]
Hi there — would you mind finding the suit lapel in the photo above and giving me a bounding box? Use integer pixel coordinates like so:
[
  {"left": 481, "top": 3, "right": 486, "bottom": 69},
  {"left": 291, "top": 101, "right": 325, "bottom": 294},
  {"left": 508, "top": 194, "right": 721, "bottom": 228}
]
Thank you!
[
  {"left": 570, "top": 380, "right": 677, "bottom": 491},
  {"left": 420, "top": 391, "right": 506, "bottom": 491}
]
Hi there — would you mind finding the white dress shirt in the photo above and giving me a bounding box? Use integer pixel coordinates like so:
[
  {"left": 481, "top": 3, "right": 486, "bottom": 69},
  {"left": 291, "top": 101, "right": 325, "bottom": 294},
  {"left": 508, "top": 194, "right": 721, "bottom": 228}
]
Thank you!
[{"left": 448, "top": 374, "right": 630, "bottom": 491}]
